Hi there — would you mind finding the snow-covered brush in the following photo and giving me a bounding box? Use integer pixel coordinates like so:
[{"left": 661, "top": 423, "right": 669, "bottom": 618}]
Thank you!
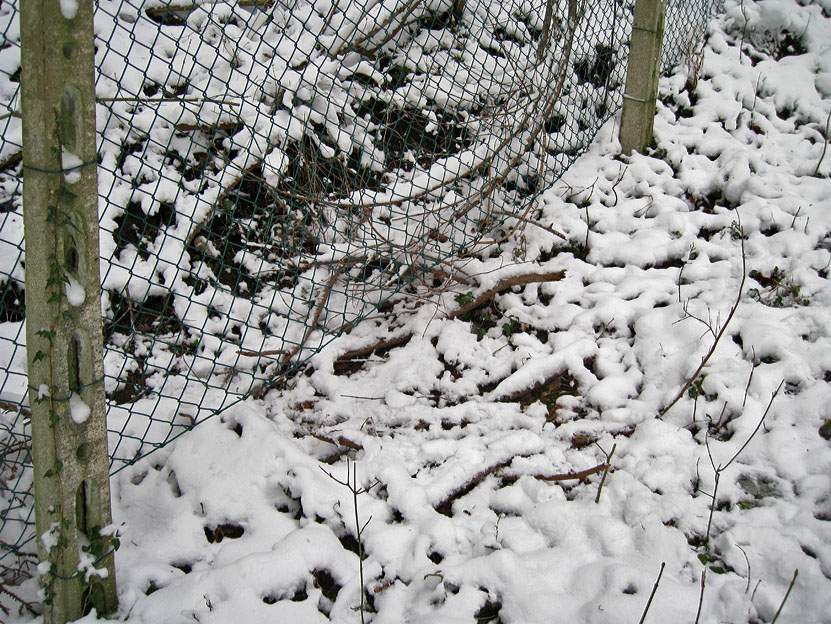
[
  {"left": 0, "top": 0, "right": 718, "bottom": 568},
  {"left": 88, "top": 0, "right": 657, "bottom": 426},
  {"left": 694, "top": 381, "right": 790, "bottom": 624},
  {"left": 0, "top": 410, "right": 36, "bottom": 606}
]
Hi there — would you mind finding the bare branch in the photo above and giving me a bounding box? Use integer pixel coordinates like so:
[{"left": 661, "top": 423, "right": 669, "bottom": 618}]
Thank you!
[
  {"left": 660, "top": 219, "right": 747, "bottom": 417},
  {"left": 533, "top": 460, "right": 610, "bottom": 483}
]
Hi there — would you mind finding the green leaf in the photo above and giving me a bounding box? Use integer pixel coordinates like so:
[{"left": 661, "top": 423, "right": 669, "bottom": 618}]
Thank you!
[
  {"left": 454, "top": 292, "right": 474, "bottom": 305},
  {"left": 33, "top": 351, "right": 46, "bottom": 363},
  {"left": 697, "top": 553, "right": 709, "bottom": 565},
  {"left": 57, "top": 186, "right": 77, "bottom": 202}
]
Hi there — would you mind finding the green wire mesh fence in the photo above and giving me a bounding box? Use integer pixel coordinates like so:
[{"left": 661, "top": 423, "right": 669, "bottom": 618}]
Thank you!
[{"left": 1, "top": 0, "right": 714, "bottom": 571}]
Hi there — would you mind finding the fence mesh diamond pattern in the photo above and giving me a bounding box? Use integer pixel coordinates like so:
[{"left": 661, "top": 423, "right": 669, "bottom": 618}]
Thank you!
[{"left": 0, "top": 0, "right": 713, "bottom": 571}]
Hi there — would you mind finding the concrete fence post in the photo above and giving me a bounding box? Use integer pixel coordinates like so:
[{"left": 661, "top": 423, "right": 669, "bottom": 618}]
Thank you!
[
  {"left": 620, "top": 0, "right": 666, "bottom": 154},
  {"left": 20, "top": 1, "right": 118, "bottom": 622}
]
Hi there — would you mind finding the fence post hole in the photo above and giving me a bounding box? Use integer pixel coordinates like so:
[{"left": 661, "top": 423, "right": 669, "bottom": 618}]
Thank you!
[
  {"left": 20, "top": 1, "right": 118, "bottom": 622},
  {"left": 620, "top": 0, "right": 666, "bottom": 154}
]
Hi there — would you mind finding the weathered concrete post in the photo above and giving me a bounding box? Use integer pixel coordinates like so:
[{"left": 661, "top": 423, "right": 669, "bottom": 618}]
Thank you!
[
  {"left": 620, "top": 0, "right": 666, "bottom": 154},
  {"left": 20, "top": 1, "right": 118, "bottom": 622}
]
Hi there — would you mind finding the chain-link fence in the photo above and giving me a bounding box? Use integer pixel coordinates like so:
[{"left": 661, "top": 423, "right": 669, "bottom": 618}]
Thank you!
[{"left": 0, "top": 0, "right": 714, "bottom": 576}]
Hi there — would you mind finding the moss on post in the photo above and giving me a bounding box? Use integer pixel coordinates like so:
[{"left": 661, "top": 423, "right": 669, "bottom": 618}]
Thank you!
[
  {"left": 620, "top": 0, "right": 666, "bottom": 155},
  {"left": 20, "top": 1, "right": 118, "bottom": 622}
]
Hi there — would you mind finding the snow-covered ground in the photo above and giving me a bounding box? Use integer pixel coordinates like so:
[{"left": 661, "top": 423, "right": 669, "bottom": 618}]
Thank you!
[{"left": 5, "top": 0, "right": 831, "bottom": 621}]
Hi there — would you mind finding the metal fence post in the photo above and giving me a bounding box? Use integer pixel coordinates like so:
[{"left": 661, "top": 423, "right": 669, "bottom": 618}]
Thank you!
[
  {"left": 620, "top": 0, "right": 666, "bottom": 154},
  {"left": 20, "top": 1, "right": 118, "bottom": 622}
]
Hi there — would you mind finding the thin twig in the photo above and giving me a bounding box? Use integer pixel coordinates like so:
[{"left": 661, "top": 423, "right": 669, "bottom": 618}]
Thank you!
[
  {"left": 435, "top": 458, "right": 517, "bottom": 515},
  {"left": 321, "top": 459, "right": 372, "bottom": 624},
  {"left": 0, "top": 401, "right": 31, "bottom": 418},
  {"left": 594, "top": 443, "right": 616, "bottom": 504},
  {"left": 500, "top": 212, "right": 567, "bottom": 241},
  {"left": 638, "top": 562, "right": 666, "bottom": 624},
  {"left": 97, "top": 96, "right": 239, "bottom": 107},
  {"left": 311, "top": 433, "right": 364, "bottom": 450},
  {"left": 350, "top": 0, "right": 423, "bottom": 55},
  {"left": 750, "top": 579, "right": 762, "bottom": 602},
  {"left": 770, "top": 569, "right": 798, "bottom": 624},
  {"left": 583, "top": 203, "right": 591, "bottom": 252},
  {"left": 533, "top": 460, "right": 610, "bottom": 483},
  {"left": 353, "top": 463, "right": 368, "bottom": 624},
  {"left": 0, "top": 579, "right": 39, "bottom": 616},
  {"left": 536, "top": 0, "right": 557, "bottom": 61},
  {"left": 144, "top": 0, "right": 276, "bottom": 16},
  {"left": 742, "top": 349, "right": 756, "bottom": 409},
  {"left": 0, "top": 150, "right": 22, "bottom": 171},
  {"left": 722, "top": 380, "right": 782, "bottom": 471},
  {"left": 736, "top": 543, "right": 751, "bottom": 593},
  {"left": 660, "top": 219, "right": 747, "bottom": 417},
  {"left": 247, "top": 260, "right": 348, "bottom": 396},
  {"left": 739, "top": 0, "right": 749, "bottom": 64},
  {"left": 608, "top": 165, "right": 627, "bottom": 207},
  {"left": 339, "top": 394, "right": 385, "bottom": 401},
  {"left": 694, "top": 567, "right": 707, "bottom": 624},
  {"left": 695, "top": 381, "right": 783, "bottom": 623},
  {"left": 448, "top": 270, "right": 566, "bottom": 321},
  {"left": 789, "top": 206, "right": 802, "bottom": 230},
  {"left": 677, "top": 300, "right": 718, "bottom": 340},
  {"left": 707, "top": 402, "right": 729, "bottom": 435},
  {"left": 702, "top": 469, "right": 720, "bottom": 552},
  {"left": 813, "top": 109, "right": 830, "bottom": 177}
]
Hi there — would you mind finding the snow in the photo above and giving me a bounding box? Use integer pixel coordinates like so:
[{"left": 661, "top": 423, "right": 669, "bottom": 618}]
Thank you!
[
  {"left": 64, "top": 273, "right": 86, "bottom": 307},
  {"left": 40, "top": 522, "right": 59, "bottom": 553},
  {"left": 37, "top": 384, "right": 50, "bottom": 400},
  {"left": 69, "top": 391, "right": 90, "bottom": 424},
  {"left": 61, "top": 148, "right": 83, "bottom": 184},
  {"left": 60, "top": 0, "right": 78, "bottom": 20},
  {"left": 0, "top": 0, "right": 830, "bottom": 621},
  {"left": 262, "top": 146, "right": 289, "bottom": 188}
]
